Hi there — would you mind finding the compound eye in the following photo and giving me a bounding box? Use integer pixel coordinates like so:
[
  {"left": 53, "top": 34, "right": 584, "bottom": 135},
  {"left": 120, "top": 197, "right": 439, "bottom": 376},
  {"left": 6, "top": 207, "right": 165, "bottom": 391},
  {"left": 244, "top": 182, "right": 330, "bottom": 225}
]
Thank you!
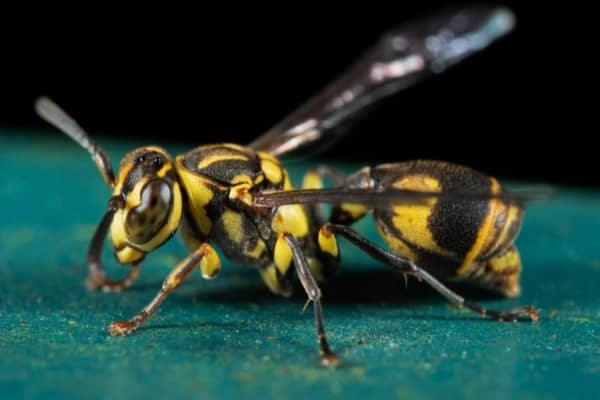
[{"left": 125, "top": 179, "right": 172, "bottom": 244}]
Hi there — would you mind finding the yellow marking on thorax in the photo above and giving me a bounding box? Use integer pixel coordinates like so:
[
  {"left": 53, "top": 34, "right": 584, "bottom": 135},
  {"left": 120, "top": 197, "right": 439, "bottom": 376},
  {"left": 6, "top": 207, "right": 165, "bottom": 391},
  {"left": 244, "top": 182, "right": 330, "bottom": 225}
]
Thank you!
[
  {"left": 175, "top": 162, "right": 218, "bottom": 236},
  {"left": 244, "top": 240, "right": 267, "bottom": 259},
  {"left": 231, "top": 174, "right": 252, "bottom": 185},
  {"left": 391, "top": 175, "right": 453, "bottom": 257},
  {"left": 260, "top": 158, "right": 283, "bottom": 184},
  {"left": 222, "top": 208, "right": 244, "bottom": 243},
  {"left": 229, "top": 174, "right": 255, "bottom": 206},
  {"left": 197, "top": 154, "right": 249, "bottom": 170},
  {"left": 271, "top": 204, "right": 309, "bottom": 237},
  {"left": 457, "top": 178, "right": 500, "bottom": 276},
  {"left": 257, "top": 151, "right": 279, "bottom": 164}
]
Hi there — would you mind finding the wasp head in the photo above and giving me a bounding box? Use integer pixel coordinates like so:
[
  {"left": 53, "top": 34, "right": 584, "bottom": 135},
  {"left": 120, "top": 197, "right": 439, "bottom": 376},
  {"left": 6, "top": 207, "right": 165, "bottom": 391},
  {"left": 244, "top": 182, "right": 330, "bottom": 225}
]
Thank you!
[{"left": 109, "top": 146, "right": 183, "bottom": 264}]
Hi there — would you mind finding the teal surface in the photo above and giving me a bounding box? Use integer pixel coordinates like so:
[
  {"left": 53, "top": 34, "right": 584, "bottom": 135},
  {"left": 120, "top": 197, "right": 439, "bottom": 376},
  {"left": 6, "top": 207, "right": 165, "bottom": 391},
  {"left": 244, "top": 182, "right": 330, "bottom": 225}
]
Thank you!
[{"left": 1, "top": 132, "right": 599, "bottom": 399}]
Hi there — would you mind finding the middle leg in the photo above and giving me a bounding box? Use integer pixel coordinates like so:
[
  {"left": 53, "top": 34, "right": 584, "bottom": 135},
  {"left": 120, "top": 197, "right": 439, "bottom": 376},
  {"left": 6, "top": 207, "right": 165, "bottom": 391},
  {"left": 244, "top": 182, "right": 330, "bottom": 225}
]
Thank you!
[
  {"left": 277, "top": 233, "right": 341, "bottom": 367},
  {"left": 108, "top": 243, "right": 221, "bottom": 335}
]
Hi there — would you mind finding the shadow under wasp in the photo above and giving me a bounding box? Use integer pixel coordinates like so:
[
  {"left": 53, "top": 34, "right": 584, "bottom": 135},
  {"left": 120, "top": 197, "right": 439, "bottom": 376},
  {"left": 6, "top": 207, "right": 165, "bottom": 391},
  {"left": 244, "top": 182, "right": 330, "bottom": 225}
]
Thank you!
[{"left": 35, "top": 6, "right": 544, "bottom": 367}]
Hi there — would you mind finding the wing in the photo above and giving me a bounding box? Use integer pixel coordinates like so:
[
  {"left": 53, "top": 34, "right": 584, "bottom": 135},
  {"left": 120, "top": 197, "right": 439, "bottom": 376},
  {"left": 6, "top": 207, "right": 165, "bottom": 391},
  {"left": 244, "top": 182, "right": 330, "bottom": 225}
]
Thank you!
[
  {"left": 253, "top": 186, "right": 553, "bottom": 210},
  {"left": 249, "top": 6, "right": 515, "bottom": 158}
]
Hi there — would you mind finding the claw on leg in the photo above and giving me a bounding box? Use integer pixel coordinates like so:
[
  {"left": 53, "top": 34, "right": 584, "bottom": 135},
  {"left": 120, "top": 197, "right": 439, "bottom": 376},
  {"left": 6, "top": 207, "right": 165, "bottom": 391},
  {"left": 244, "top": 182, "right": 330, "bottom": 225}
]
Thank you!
[{"left": 108, "top": 319, "right": 141, "bottom": 336}]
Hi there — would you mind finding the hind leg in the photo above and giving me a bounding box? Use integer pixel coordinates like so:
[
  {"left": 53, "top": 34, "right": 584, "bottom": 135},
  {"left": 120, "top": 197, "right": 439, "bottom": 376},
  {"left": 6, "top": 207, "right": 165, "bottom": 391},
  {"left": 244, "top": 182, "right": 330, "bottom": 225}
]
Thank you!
[{"left": 322, "top": 223, "right": 539, "bottom": 322}]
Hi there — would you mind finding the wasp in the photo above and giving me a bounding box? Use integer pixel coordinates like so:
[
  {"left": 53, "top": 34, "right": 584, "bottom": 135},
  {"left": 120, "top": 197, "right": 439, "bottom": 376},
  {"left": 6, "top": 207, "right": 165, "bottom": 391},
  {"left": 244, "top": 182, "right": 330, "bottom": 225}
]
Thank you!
[{"left": 35, "top": 6, "right": 540, "bottom": 367}]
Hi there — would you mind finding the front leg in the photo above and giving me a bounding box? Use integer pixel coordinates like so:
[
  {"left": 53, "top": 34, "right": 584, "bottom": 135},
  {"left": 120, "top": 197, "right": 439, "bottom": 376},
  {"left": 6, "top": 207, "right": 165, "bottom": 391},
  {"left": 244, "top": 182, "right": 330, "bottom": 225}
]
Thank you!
[
  {"left": 87, "top": 196, "right": 142, "bottom": 292},
  {"left": 108, "top": 243, "right": 221, "bottom": 335}
]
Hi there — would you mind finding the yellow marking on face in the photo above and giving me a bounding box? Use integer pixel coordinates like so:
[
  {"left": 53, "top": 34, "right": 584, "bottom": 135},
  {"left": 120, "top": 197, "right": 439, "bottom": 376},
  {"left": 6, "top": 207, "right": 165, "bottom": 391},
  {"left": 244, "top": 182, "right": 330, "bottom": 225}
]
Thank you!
[
  {"left": 199, "top": 244, "right": 221, "bottom": 279},
  {"left": 222, "top": 209, "right": 244, "bottom": 243},
  {"left": 274, "top": 234, "right": 293, "bottom": 275},
  {"left": 197, "top": 154, "right": 249, "bottom": 170},
  {"left": 156, "top": 163, "right": 172, "bottom": 178},
  {"left": 115, "top": 245, "right": 144, "bottom": 264},
  {"left": 391, "top": 175, "right": 452, "bottom": 257},
  {"left": 113, "top": 162, "right": 135, "bottom": 195},
  {"left": 260, "top": 158, "right": 283, "bottom": 184},
  {"left": 244, "top": 239, "right": 267, "bottom": 260},
  {"left": 176, "top": 164, "right": 217, "bottom": 236},
  {"left": 111, "top": 209, "right": 128, "bottom": 249},
  {"left": 457, "top": 178, "right": 500, "bottom": 276},
  {"left": 302, "top": 171, "right": 323, "bottom": 189},
  {"left": 318, "top": 228, "right": 339, "bottom": 257},
  {"left": 340, "top": 203, "right": 368, "bottom": 219},
  {"left": 271, "top": 205, "right": 309, "bottom": 237}
]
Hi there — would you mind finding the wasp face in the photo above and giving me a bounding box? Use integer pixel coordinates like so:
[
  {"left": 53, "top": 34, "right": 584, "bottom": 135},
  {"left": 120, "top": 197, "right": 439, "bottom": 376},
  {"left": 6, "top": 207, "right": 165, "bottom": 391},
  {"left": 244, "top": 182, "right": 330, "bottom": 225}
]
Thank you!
[{"left": 110, "top": 146, "right": 183, "bottom": 264}]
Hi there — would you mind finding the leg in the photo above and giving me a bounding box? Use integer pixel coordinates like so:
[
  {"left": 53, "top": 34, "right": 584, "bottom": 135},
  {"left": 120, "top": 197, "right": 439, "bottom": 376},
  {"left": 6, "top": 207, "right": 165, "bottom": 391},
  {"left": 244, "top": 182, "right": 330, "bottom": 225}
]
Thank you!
[
  {"left": 279, "top": 233, "right": 340, "bottom": 367},
  {"left": 87, "top": 263, "right": 141, "bottom": 293},
  {"left": 323, "top": 223, "right": 539, "bottom": 322},
  {"left": 108, "top": 243, "right": 221, "bottom": 335},
  {"left": 87, "top": 196, "right": 141, "bottom": 292}
]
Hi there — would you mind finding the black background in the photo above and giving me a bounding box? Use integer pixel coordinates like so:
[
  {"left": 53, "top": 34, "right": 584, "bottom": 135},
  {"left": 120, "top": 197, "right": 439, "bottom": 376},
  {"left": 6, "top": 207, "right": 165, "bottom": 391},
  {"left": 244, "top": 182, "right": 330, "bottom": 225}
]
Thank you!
[{"left": 0, "top": 2, "right": 590, "bottom": 187}]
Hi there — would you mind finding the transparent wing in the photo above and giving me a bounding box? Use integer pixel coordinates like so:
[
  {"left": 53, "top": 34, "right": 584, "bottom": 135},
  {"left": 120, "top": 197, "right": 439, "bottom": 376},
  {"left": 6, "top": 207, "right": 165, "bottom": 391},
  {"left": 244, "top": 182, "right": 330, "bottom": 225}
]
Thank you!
[
  {"left": 253, "top": 186, "right": 553, "bottom": 210},
  {"left": 249, "top": 6, "right": 515, "bottom": 158}
]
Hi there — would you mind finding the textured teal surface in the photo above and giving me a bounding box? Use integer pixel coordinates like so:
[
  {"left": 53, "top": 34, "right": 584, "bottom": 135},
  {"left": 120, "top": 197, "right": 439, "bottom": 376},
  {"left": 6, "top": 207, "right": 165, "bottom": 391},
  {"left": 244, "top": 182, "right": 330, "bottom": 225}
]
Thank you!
[{"left": 1, "top": 132, "right": 599, "bottom": 399}]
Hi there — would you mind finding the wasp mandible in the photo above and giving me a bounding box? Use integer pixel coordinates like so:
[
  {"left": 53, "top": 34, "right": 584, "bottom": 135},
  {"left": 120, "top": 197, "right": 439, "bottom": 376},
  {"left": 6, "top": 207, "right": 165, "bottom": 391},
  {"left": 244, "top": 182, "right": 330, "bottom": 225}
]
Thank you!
[{"left": 35, "top": 6, "right": 539, "bottom": 367}]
